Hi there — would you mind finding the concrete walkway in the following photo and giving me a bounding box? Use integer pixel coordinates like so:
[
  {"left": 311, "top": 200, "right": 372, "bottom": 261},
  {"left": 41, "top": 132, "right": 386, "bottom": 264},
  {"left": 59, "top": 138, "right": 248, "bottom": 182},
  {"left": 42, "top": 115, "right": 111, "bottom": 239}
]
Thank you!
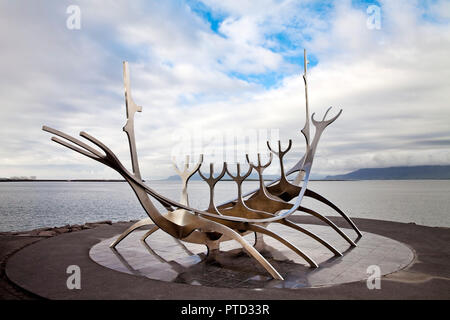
[{"left": 3, "top": 217, "right": 450, "bottom": 299}]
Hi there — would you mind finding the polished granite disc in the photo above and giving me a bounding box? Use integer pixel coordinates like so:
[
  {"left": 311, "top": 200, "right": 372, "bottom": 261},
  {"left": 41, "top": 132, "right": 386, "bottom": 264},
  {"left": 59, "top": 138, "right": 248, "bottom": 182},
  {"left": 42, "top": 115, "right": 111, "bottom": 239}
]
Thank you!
[{"left": 90, "top": 223, "right": 414, "bottom": 289}]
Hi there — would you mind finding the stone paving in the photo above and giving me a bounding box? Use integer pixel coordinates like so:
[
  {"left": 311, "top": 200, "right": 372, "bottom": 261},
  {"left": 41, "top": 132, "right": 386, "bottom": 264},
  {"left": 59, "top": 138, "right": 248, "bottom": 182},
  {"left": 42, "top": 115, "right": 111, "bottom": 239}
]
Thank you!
[
  {"left": 90, "top": 224, "right": 414, "bottom": 289},
  {"left": 3, "top": 217, "right": 449, "bottom": 299}
]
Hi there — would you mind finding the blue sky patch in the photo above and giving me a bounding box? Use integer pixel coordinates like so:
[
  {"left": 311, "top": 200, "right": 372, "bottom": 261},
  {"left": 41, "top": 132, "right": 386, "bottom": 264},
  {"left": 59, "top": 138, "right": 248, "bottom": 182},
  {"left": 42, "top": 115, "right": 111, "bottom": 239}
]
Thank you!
[{"left": 186, "top": 0, "right": 227, "bottom": 34}]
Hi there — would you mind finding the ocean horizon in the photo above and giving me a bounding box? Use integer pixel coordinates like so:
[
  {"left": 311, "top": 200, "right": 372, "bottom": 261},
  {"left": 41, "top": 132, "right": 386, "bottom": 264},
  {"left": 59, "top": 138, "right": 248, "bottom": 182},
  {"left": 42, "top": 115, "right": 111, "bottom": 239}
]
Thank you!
[{"left": 0, "top": 180, "right": 449, "bottom": 232}]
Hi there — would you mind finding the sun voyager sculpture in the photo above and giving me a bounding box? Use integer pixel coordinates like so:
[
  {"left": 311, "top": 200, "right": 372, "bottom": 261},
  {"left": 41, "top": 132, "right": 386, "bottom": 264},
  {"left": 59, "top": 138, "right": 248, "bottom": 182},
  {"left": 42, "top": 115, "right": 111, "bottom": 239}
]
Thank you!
[{"left": 43, "top": 50, "right": 362, "bottom": 280}]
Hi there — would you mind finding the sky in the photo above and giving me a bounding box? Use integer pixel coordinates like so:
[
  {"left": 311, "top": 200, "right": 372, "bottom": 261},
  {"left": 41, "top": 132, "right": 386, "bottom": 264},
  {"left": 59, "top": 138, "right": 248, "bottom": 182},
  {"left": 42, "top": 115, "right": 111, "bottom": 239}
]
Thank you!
[{"left": 0, "top": 0, "right": 449, "bottom": 180}]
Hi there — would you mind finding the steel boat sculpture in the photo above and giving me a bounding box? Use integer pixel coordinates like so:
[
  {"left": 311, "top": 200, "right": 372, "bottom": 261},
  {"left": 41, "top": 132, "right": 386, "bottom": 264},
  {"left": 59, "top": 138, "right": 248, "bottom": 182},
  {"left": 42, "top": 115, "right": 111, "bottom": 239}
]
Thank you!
[{"left": 43, "top": 50, "right": 361, "bottom": 280}]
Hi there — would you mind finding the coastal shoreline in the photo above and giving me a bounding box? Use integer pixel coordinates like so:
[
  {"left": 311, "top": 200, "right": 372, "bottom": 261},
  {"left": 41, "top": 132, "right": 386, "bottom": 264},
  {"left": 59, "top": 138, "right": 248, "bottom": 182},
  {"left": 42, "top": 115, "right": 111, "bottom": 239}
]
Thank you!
[
  {"left": 0, "top": 219, "right": 138, "bottom": 300},
  {"left": 1, "top": 216, "right": 449, "bottom": 300}
]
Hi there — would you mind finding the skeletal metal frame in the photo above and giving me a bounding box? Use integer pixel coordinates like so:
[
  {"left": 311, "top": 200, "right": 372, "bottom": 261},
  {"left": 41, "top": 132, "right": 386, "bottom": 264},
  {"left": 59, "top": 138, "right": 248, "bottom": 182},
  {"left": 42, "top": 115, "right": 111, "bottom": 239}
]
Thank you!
[{"left": 43, "top": 50, "right": 361, "bottom": 280}]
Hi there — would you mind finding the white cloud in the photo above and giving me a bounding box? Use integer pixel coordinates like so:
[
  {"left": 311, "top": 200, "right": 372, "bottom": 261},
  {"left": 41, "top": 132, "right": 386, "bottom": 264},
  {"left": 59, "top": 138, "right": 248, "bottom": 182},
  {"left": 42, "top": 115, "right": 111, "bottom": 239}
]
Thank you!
[{"left": 0, "top": 0, "right": 449, "bottom": 180}]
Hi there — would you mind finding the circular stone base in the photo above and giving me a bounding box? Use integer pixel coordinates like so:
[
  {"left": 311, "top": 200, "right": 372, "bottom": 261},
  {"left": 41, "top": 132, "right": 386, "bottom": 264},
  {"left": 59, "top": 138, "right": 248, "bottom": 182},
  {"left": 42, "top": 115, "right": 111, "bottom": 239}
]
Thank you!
[{"left": 90, "top": 223, "right": 414, "bottom": 289}]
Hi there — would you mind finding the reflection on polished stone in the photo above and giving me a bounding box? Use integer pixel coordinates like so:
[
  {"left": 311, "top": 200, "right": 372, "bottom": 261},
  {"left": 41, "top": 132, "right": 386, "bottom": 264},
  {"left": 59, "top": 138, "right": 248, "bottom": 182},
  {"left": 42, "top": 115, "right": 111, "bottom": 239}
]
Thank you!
[{"left": 90, "top": 223, "right": 414, "bottom": 289}]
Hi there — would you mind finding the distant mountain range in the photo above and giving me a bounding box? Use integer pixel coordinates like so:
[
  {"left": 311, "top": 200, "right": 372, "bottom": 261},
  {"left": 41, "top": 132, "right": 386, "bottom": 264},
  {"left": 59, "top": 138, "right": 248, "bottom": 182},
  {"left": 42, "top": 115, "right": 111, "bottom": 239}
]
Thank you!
[
  {"left": 3, "top": 165, "right": 448, "bottom": 182},
  {"left": 325, "top": 165, "right": 450, "bottom": 180},
  {"left": 163, "top": 165, "right": 450, "bottom": 181}
]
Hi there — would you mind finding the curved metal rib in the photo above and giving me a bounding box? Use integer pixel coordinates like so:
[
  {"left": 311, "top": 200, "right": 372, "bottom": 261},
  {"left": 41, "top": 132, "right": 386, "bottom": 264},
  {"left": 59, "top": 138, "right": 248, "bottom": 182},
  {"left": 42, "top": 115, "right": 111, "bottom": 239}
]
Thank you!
[
  {"left": 279, "top": 219, "right": 342, "bottom": 256},
  {"left": 124, "top": 159, "right": 283, "bottom": 279},
  {"left": 304, "top": 189, "right": 362, "bottom": 237},
  {"left": 198, "top": 162, "right": 227, "bottom": 215},
  {"left": 219, "top": 163, "right": 275, "bottom": 220},
  {"left": 141, "top": 224, "right": 160, "bottom": 242},
  {"left": 243, "top": 153, "right": 344, "bottom": 253},
  {"left": 110, "top": 218, "right": 152, "bottom": 248},
  {"left": 141, "top": 154, "right": 204, "bottom": 241},
  {"left": 266, "top": 139, "right": 292, "bottom": 190},
  {"left": 263, "top": 110, "right": 361, "bottom": 238},
  {"left": 172, "top": 154, "right": 203, "bottom": 206},
  {"left": 247, "top": 224, "right": 318, "bottom": 268},
  {"left": 197, "top": 219, "right": 284, "bottom": 280},
  {"left": 199, "top": 154, "right": 342, "bottom": 258}
]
